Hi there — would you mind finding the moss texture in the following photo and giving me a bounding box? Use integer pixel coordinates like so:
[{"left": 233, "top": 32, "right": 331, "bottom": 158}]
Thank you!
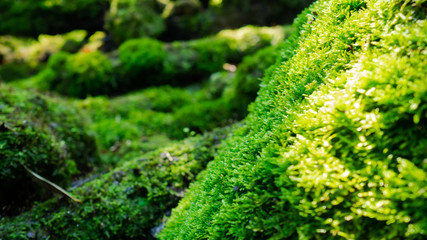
[
  {"left": 0, "top": 126, "right": 233, "bottom": 239},
  {"left": 160, "top": 0, "right": 427, "bottom": 239},
  {"left": 0, "top": 85, "right": 99, "bottom": 216}
]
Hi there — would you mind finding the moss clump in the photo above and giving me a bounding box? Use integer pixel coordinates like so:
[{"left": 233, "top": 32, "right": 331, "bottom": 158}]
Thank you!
[
  {"left": 0, "top": 85, "right": 98, "bottom": 216},
  {"left": 0, "top": 127, "right": 233, "bottom": 239},
  {"left": 118, "top": 38, "right": 166, "bottom": 87},
  {"left": 160, "top": 0, "right": 427, "bottom": 239},
  {"left": 40, "top": 51, "right": 115, "bottom": 98},
  {"left": 105, "top": 0, "right": 166, "bottom": 45}
]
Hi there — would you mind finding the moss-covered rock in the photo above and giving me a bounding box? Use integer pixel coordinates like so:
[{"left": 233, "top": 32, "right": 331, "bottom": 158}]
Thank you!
[
  {"left": 0, "top": 85, "right": 99, "bottom": 216},
  {"left": 0, "top": 126, "right": 233, "bottom": 239},
  {"left": 40, "top": 51, "right": 115, "bottom": 98},
  {"left": 118, "top": 38, "right": 166, "bottom": 87},
  {"left": 160, "top": 0, "right": 427, "bottom": 239}
]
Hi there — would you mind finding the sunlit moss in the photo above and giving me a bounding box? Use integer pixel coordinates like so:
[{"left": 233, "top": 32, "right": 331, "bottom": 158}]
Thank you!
[{"left": 160, "top": 0, "right": 427, "bottom": 239}]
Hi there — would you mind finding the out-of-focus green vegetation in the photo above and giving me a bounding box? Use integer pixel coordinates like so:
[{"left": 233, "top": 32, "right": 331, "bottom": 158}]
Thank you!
[
  {"left": 40, "top": 51, "right": 116, "bottom": 98},
  {"left": 0, "top": 0, "right": 109, "bottom": 36},
  {"left": 105, "top": 0, "right": 166, "bottom": 44},
  {"left": 0, "top": 30, "right": 87, "bottom": 82},
  {"left": 0, "top": 85, "right": 98, "bottom": 216},
  {"left": 14, "top": 25, "right": 291, "bottom": 97}
]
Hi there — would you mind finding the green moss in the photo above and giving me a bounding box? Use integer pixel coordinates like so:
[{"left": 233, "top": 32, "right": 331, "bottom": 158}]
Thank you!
[
  {"left": 119, "top": 38, "right": 166, "bottom": 87},
  {"left": 0, "top": 85, "right": 99, "bottom": 216},
  {"left": 19, "top": 25, "right": 289, "bottom": 95},
  {"left": 0, "top": 126, "right": 233, "bottom": 239},
  {"left": 75, "top": 86, "right": 197, "bottom": 165},
  {"left": 137, "top": 86, "right": 193, "bottom": 112},
  {"left": 41, "top": 51, "right": 115, "bottom": 98},
  {"left": 160, "top": 0, "right": 427, "bottom": 239},
  {"left": 105, "top": 0, "right": 166, "bottom": 44}
]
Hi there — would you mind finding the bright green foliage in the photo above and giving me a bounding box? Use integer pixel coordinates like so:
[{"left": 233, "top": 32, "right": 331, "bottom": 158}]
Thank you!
[
  {"left": 0, "top": 85, "right": 98, "bottom": 216},
  {"left": 0, "top": 127, "right": 233, "bottom": 239},
  {"left": 105, "top": 0, "right": 166, "bottom": 44},
  {"left": 119, "top": 38, "right": 166, "bottom": 87},
  {"left": 42, "top": 51, "right": 115, "bottom": 98},
  {"left": 160, "top": 0, "right": 427, "bottom": 239},
  {"left": 0, "top": 0, "right": 109, "bottom": 36}
]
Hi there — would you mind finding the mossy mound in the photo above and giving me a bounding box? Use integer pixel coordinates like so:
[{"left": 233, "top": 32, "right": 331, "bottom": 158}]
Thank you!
[
  {"left": 160, "top": 0, "right": 427, "bottom": 239},
  {"left": 0, "top": 85, "right": 99, "bottom": 216},
  {"left": 118, "top": 38, "right": 166, "bottom": 87},
  {"left": 0, "top": 127, "right": 233, "bottom": 239},
  {"left": 33, "top": 51, "right": 116, "bottom": 98}
]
